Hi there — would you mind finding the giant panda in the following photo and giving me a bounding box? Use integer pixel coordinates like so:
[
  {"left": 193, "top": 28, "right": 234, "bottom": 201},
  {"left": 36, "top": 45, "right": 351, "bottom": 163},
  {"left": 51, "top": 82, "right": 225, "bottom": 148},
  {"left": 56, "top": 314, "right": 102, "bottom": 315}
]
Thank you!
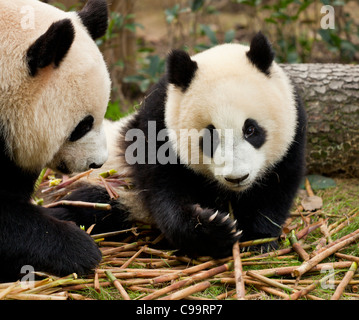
[
  {"left": 0, "top": 0, "right": 111, "bottom": 281},
  {"left": 52, "top": 32, "right": 307, "bottom": 259}
]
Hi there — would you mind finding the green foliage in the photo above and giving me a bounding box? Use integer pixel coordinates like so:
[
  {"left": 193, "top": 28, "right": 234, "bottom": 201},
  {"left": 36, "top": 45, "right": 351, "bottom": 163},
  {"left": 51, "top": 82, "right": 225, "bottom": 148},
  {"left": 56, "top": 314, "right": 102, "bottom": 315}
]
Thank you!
[{"left": 123, "top": 53, "right": 165, "bottom": 93}]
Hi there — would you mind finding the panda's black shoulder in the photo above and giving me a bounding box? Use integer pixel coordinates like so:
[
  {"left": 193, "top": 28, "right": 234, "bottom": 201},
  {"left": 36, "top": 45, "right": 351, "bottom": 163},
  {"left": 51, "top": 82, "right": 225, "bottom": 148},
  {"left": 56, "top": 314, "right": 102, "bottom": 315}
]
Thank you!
[{"left": 0, "top": 124, "right": 38, "bottom": 199}]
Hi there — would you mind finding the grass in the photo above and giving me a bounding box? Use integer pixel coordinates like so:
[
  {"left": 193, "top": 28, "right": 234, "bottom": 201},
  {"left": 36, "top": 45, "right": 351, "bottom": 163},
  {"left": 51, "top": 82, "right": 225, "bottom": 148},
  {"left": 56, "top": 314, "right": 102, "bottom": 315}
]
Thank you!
[{"left": 1, "top": 177, "right": 358, "bottom": 300}]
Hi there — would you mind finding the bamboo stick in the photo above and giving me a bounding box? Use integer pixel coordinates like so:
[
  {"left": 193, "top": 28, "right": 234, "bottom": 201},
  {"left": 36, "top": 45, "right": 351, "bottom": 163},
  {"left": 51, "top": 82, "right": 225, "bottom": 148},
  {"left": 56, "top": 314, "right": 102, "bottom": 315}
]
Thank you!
[
  {"left": 311, "top": 228, "right": 359, "bottom": 258},
  {"left": 151, "top": 260, "right": 219, "bottom": 284},
  {"left": 247, "top": 271, "right": 294, "bottom": 293},
  {"left": 335, "top": 252, "right": 359, "bottom": 263},
  {"left": 141, "top": 262, "right": 233, "bottom": 300},
  {"left": 256, "top": 286, "right": 290, "bottom": 299},
  {"left": 41, "top": 169, "right": 94, "bottom": 193},
  {"left": 94, "top": 270, "right": 100, "bottom": 293},
  {"left": 232, "top": 241, "right": 246, "bottom": 300},
  {"left": 158, "top": 281, "right": 211, "bottom": 300},
  {"left": 293, "top": 231, "right": 359, "bottom": 278},
  {"left": 0, "top": 282, "right": 19, "bottom": 300},
  {"left": 119, "top": 246, "right": 147, "bottom": 270},
  {"left": 238, "top": 237, "right": 278, "bottom": 248},
  {"left": 288, "top": 271, "right": 339, "bottom": 300},
  {"left": 45, "top": 200, "right": 111, "bottom": 210},
  {"left": 92, "top": 229, "right": 138, "bottom": 240},
  {"left": 105, "top": 271, "right": 131, "bottom": 300},
  {"left": 330, "top": 262, "right": 358, "bottom": 300},
  {"left": 288, "top": 230, "right": 310, "bottom": 261}
]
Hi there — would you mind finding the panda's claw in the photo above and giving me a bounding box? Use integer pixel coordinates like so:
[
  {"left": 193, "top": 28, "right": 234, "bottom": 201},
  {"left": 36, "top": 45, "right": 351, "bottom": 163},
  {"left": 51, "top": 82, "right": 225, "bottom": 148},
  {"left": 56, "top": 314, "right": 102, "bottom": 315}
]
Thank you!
[
  {"left": 230, "top": 219, "right": 237, "bottom": 228},
  {"left": 221, "top": 213, "right": 230, "bottom": 223},
  {"left": 208, "top": 210, "right": 218, "bottom": 222},
  {"left": 233, "top": 230, "right": 243, "bottom": 238}
]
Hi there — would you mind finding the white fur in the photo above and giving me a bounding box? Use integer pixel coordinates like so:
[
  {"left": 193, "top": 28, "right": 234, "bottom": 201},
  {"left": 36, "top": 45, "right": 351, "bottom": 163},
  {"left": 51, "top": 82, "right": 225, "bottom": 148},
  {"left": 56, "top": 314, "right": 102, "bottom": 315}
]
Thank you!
[
  {"left": 165, "top": 43, "right": 297, "bottom": 190},
  {"left": 0, "top": 0, "right": 111, "bottom": 173}
]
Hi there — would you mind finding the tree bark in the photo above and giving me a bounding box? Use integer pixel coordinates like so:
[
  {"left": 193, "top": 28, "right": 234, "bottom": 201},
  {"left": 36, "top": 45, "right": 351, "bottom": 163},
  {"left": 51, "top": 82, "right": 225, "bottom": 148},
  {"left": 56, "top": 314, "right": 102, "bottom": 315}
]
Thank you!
[{"left": 282, "top": 64, "right": 359, "bottom": 177}]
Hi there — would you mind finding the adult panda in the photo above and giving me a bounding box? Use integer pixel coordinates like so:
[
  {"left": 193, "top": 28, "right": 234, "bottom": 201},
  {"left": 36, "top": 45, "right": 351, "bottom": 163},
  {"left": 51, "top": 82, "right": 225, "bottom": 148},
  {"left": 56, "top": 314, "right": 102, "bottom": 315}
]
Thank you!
[
  {"left": 54, "top": 33, "right": 307, "bottom": 259},
  {"left": 0, "top": 0, "right": 111, "bottom": 281}
]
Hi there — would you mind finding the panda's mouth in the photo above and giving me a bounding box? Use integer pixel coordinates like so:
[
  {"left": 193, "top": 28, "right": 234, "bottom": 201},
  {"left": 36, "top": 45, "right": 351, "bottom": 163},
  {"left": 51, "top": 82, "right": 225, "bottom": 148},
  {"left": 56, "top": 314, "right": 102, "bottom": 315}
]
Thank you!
[{"left": 57, "top": 161, "right": 72, "bottom": 175}]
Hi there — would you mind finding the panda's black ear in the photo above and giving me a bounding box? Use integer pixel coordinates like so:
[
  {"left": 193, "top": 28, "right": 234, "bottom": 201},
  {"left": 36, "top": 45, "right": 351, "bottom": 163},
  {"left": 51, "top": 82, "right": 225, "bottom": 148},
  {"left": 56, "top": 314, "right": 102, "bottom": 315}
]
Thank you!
[
  {"left": 246, "top": 32, "right": 275, "bottom": 76},
  {"left": 167, "top": 50, "right": 198, "bottom": 92},
  {"left": 27, "top": 19, "right": 75, "bottom": 77},
  {"left": 78, "top": 0, "right": 108, "bottom": 40}
]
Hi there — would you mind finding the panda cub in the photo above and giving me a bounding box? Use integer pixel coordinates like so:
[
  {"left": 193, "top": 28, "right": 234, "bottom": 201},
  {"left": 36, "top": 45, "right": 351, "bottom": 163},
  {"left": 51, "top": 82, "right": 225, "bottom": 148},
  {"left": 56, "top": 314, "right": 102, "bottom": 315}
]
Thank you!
[
  {"left": 0, "top": 0, "right": 111, "bottom": 281},
  {"left": 57, "top": 32, "right": 307, "bottom": 258}
]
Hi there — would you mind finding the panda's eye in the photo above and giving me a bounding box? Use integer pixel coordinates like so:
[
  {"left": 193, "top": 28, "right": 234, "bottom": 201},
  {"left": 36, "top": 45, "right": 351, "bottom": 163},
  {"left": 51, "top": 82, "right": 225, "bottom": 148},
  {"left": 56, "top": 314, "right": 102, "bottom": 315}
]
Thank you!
[
  {"left": 244, "top": 125, "right": 255, "bottom": 138},
  {"left": 69, "top": 115, "right": 94, "bottom": 142},
  {"left": 243, "top": 118, "right": 267, "bottom": 149}
]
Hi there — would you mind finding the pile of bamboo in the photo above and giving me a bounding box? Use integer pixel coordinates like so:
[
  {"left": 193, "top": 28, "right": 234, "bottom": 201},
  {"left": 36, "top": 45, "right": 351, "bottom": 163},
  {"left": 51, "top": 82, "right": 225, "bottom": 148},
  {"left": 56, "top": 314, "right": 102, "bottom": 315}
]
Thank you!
[
  {"left": 0, "top": 172, "right": 358, "bottom": 300},
  {"left": 0, "top": 216, "right": 358, "bottom": 300}
]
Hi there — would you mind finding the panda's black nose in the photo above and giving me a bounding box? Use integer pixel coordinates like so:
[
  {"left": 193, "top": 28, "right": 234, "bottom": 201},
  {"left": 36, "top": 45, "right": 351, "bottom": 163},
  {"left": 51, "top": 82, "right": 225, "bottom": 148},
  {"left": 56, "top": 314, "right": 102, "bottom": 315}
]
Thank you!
[
  {"left": 89, "top": 162, "right": 103, "bottom": 169},
  {"left": 225, "top": 174, "right": 249, "bottom": 185}
]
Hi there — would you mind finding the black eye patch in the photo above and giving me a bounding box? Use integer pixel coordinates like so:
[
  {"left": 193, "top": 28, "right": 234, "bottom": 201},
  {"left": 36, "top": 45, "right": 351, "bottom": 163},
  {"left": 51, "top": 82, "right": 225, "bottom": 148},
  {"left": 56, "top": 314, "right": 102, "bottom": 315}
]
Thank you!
[
  {"left": 200, "top": 124, "right": 220, "bottom": 158},
  {"left": 242, "top": 118, "right": 266, "bottom": 149},
  {"left": 69, "top": 115, "right": 94, "bottom": 142}
]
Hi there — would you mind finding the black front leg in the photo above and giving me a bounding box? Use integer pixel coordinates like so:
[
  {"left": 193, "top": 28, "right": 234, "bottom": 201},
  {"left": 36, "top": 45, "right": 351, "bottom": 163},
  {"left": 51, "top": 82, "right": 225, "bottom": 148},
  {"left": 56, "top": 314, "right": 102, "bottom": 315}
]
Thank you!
[{"left": 0, "top": 202, "right": 101, "bottom": 281}]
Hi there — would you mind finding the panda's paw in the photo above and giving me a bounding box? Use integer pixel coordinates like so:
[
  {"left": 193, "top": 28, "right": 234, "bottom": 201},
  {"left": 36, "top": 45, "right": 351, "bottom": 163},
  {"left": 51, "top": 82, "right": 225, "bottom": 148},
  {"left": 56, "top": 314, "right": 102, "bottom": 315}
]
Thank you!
[
  {"left": 190, "top": 205, "right": 242, "bottom": 257},
  {"left": 33, "top": 219, "right": 102, "bottom": 277},
  {"left": 52, "top": 221, "right": 102, "bottom": 276}
]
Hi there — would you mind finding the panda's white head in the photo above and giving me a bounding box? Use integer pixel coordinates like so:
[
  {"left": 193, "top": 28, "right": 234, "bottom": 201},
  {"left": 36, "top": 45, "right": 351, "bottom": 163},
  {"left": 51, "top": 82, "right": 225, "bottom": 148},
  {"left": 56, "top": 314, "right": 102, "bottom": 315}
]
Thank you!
[
  {"left": 0, "top": 0, "right": 111, "bottom": 174},
  {"left": 165, "top": 33, "right": 297, "bottom": 191}
]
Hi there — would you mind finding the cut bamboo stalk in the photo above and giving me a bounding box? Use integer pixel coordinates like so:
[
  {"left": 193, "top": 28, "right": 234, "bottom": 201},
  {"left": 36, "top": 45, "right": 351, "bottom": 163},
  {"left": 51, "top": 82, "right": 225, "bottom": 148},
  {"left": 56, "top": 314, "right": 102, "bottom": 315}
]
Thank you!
[
  {"left": 5, "top": 293, "right": 67, "bottom": 300},
  {"left": 45, "top": 200, "right": 111, "bottom": 210},
  {"left": 158, "top": 281, "right": 211, "bottom": 300},
  {"left": 293, "top": 231, "right": 359, "bottom": 278},
  {"left": 151, "top": 260, "right": 218, "bottom": 284},
  {"left": 288, "top": 230, "right": 310, "bottom": 261},
  {"left": 288, "top": 271, "right": 339, "bottom": 300},
  {"left": 247, "top": 271, "right": 294, "bottom": 293},
  {"left": 94, "top": 270, "right": 100, "bottom": 293},
  {"left": 105, "top": 271, "right": 131, "bottom": 300},
  {"left": 119, "top": 246, "right": 147, "bottom": 270},
  {"left": 330, "top": 262, "right": 358, "bottom": 300},
  {"left": 335, "top": 252, "right": 359, "bottom": 263},
  {"left": 311, "top": 228, "right": 359, "bottom": 258},
  {"left": 41, "top": 169, "right": 93, "bottom": 193},
  {"left": 141, "top": 262, "right": 232, "bottom": 300},
  {"left": 232, "top": 241, "right": 246, "bottom": 300},
  {"left": 0, "top": 282, "right": 19, "bottom": 300},
  {"left": 256, "top": 286, "right": 290, "bottom": 299}
]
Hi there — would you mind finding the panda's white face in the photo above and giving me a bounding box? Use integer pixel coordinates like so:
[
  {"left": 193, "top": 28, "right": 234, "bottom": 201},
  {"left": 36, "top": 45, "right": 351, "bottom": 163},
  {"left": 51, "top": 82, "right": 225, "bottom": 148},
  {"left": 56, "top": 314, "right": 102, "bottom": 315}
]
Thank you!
[
  {"left": 0, "top": 0, "right": 110, "bottom": 174},
  {"left": 165, "top": 42, "right": 297, "bottom": 191}
]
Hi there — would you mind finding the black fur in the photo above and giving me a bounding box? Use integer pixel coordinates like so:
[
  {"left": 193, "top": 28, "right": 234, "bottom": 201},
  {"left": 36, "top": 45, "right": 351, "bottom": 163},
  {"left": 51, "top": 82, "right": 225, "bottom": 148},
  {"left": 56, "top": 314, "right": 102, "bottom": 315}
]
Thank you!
[
  {"left": 78, "top": 0, "right": 109, "bottom": 40},
  {"left": 167, "top": 50, "right": 198, "bottom": 92},
  {"left": 0, "top": 127, "right": 101, "bottom": 281},
  {"left": 243, "top": 118, "right": 267, "bottom": 149},
  {"left": 55, "top": 36, "right": 307, "bottom": 258},
  {"left": 69, "top": 115, "right": 94, "bottom": 142},
  {"left": 246, "top": 32, "right": 275, "bottom": 76},
  {"left": 27, "top": 19, "right": 75, "bottom": 77}
]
